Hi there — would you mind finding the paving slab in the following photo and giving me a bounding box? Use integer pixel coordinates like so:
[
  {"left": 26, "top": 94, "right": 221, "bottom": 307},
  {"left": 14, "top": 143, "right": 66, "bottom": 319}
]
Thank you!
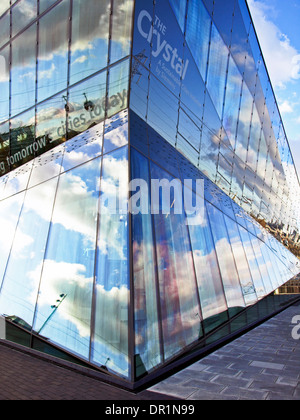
[
  {"left": 148, "top": 302, "right": 300, "bottom": 400},
  {"left": 0, "top": 301, "right": 299, "bottom": 400}
]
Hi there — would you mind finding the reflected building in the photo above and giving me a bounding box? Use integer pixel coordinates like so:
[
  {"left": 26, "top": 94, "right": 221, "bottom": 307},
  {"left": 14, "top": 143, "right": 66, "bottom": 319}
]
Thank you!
[{"left": 0, "top": 0, "right": 299, "bottom": 389}]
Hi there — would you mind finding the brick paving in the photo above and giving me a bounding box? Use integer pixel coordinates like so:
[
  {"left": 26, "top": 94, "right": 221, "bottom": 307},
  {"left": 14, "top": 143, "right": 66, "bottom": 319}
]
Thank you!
[
  {"left": 0, "top": 302, "right": 299, "bottom": 400},
  {"left": 149, "top": 301, "right": 300, "bottom": 400},
  {"left": 0, "top": 342, "right": 172, "bottom": 401}
]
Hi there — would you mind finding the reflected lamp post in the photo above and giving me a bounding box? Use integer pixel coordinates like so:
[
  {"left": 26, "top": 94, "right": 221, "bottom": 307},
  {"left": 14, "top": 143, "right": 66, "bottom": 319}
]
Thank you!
[{"left": 37, "top": 293, "right": 67, "bottom": 335}]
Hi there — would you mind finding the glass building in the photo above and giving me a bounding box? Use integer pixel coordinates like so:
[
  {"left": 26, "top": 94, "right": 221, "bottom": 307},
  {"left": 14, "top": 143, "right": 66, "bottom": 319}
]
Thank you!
[{"left": 0, "top": 0, "right": 299, "bottom": 389}]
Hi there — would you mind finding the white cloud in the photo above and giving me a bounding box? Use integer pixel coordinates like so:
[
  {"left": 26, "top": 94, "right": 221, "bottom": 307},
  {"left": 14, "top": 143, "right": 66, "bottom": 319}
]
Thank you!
[
  {"left": 247, "top": 0, "right": 300, "bottom": 88},
  {"left": 279, "top": 100, "right": 294, "bottom": 114}
]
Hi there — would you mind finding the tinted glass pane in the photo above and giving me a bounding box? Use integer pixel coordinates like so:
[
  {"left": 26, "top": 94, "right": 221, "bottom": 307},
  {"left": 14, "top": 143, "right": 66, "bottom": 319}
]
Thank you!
[
  {"left": 151, "top": 162, "right": 202, "bottom": 361},
  {"left": 92, "top": 146, "right": 129, "bottom": 378},
  {"left": 37, "top": 0, "right": 69, "bottom": 102},
  {"left": 0, "top": 46, "right": 10, "bottom": 123},
  {"left": 12, "top": 0, "right": 37, "bottom": 37},
  {"left": 188, "top": 192, "right": 228, "bottom": 333},
  {"left": 70, "top": 0, "right": 110, "bottom": 85},
  {"left": 0, "top": 179, "right": 58, "bottom": 329},
  {"left": 206, "top": 202, "right": 245, "bottom": 314},
  {"left": 131, "top": 148, "right": 162, "bottom": 375},
  {"left": 11, "top": 24, "right": 37, "bottom": 116},
  {"left": 33, "top": 158, "right": 101, "bottom": 359},
  {"left": 110, "top": 0, "right": 134, "bottom": 64},
  {"left": 0, "top": 12, "right": 9, "bottom": 49}
]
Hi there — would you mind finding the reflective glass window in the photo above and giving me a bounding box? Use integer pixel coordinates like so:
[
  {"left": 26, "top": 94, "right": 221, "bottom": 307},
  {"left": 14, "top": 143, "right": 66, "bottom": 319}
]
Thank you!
[
  {"left": 110, "top": 0, "right": 134, "bottom": 64},
  {"left": 250, "top": 236, "right": 272, "bottom": 295},
  {"left": 68, "top": 71, "right": 107, "bottom": 138},
  {"left": 40, "top": 0, "right": 57, "bottom": 14},
  {"left": 62, "top": 122, "right": 104, "bottom": 173},
  {"left": 11, "top": 24, "right": 37, "bottom": 116},
  {"left": 28, "top": 144, "right": 64, "bottom": 188},
  {"left": 103, "top": 109, "right": 128, "bottom": 155},
  {"left": 223, "top": 56, "right": 243, "bottom": 149},
  {"left": 37, "top": 0, "right": 69, "bottom": 102},
  {"left": 12, "top": 0, "right": 37, "bottom": 37},
  {"left": 0, "top": 46, "right": 10, "bottom": 123},
  {"left": 0, "top": 179, "right": 58, "bottom": 329},
  {"left": 36, "top": 92, "right": 67, "bottom": 154},
  {"left": 206, "top": 202, "right": 245, "bottom": 315},
  {"left": 212, "top": 0, "right": 234, "bottom": 47},
  {"left": 206, "top": 24, "right": 229, "bottom": 118},
  {"left": 186, "top": 0, "right": 211, "bottom": 81},
  {"left": 131, "top": 148, "right": 162, "bottom": 375},
  {"left": 0, "top": 192, "right": 25, "bottom": 288},
  {"left": 107, "top": 59, "right": 130, "bottom": 120},
  {"left": 238, "top": 225, "right": 265, "bottom": 298},
  {"left": 151, "top": 162, "right": 202, "bottom": 361},
  {"left": 10, "top": 109, "right": 35, "bottom": 169},
  {"left": 152, "top": 0, "right": 185, "bottom": 98},
  {"left": 70, "top": 0, "right": 110, "bottom": 86},
  {"left": 224, "top": 214, "right": 257, "bottom": 305},
  {"left": 147, "top": 74, "right": 178, "bottom": 148},
  {"left": 188, "top": 193, "right": 228, "bottom": 333},
  {"left": 0, "top": 1, "right": 10, "bottom": 17},
  {"left": 180, "top": 44, "right": 205, "bottom": 121},
  {"left": 0, "top": 122, "right": 9, "bottom": 176},
  {"left": 130, "top": 60, "right": 149, "bottom": 121},
  {"left": 0, "top": 11, "right": 9, "bottom": 49},
  {"left": 169, "top": 0, "right": 187, "bottom": 32},
  {"left": 33, "top": 158, "right": 101, "bottom": 359},
  {"left": 247, "top": 104, "right": 261, "bottom": 172},
  {"left": 92, "top": 146, "right": 129, "bottom": 378}
]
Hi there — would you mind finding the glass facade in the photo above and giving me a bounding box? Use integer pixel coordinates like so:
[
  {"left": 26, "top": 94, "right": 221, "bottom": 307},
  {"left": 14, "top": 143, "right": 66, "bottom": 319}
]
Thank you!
[{"left": 0, "top": 0, "right": 299, "bottom": 387}]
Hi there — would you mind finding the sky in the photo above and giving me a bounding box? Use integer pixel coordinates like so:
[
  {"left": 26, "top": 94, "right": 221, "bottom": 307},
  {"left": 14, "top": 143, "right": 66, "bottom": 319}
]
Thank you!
[{"left": 247, "top": 0, "right": 300, "bottom": 176}]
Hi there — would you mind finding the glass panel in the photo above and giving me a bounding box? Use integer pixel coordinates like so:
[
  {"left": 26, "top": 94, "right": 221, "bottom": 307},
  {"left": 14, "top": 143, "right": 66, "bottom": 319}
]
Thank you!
[
  {"left": 238, "top": 225, "right": 265, "bottom": 298},
  {"left": 0, "top": 122, "right": 9, "bottom": 176},
  {"left": 131, "top": 148, "right": 162, "bottom": 376},
  {"left": 103, "top": 109, "right": 128, "bottom": 155},
  {"left": 12, "top": 0, "right": 37, "bottom": 37},
  {"left": 11, "top": 24, "right": 37, "bottom": 116},
  {"left": 0, "top": 179, "right": 58, "bottom": 330},
  {"left": 110, "top": 0, "right": 134, "bottom": 64},
  {"left": 107, "top": 59, "right": 130, "bottom": 120},
  {"left": 62, "top": 122, "right": 104, "bottom": 173},
  {"left": 37, "top": 0, "right": 69, "bottom": 102},
  {"left": 0, "top": 46, "right": 10, "bottom": 123},
  {"left": 10, "top": 109, "right": 35, "bottom": 169},
  {"left": 40, "top": 0, "right": 57, "bottom": 14},
  {"left": 151, "top": 161, "right": 202, "bottom": 361},
  {"left": 223, "top": 56, "right": 242, "bottom": 149},
  {"left": 206, "top": 24, "right": 229, "bottom": 118},
  {"left": 147, "top": 74, "right": 178, "bottom": 148},
  {"left": 0, "top": 192, "right": 25, "bottom": 289},
  {"left": 36, "top": 92, "right": 67, "bottom": 154},
  {"left": 224, "top": 214, "right": 257, "bottom": 305},
  {"left": 0, "top": 1, "right": 10, "bottom": 17},
  {"left": 70, "top": 0, "right": 110, "bottom": 86},
  {"left": 28, "top": 144, "right": 64, "bottom": 188},
  {"left": 206, "top": 202, "right": 245, "bottom": 315},
  {"left": 188, "top": 192, "right": 228, "bottom": 333},
  {"left": 33, "top": 158, "right": 101, "bottom": 360},
  {"left": 186, "top": 0, "right": 211, "bottom": 81},
  {"left": 169, "top": 0, "right": 187, "bottom": 32},
  {"left": 67, "top": 70, "right": 107, "bottom": 138},
  {"left": 0, "top": 11, "right": 9, "bottom": 49},
  {"left": 92, "top": 146, "right": 129, "bottom": 378}
]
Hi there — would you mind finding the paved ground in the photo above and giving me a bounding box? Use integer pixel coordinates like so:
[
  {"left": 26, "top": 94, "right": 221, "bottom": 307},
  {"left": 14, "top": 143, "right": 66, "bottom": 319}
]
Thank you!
[
  {"left": 149, "top": 302, "right": 300, "bottom": 400},
  {"left": 0, "top": 302, "right": 299, "bottom": 400}
]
